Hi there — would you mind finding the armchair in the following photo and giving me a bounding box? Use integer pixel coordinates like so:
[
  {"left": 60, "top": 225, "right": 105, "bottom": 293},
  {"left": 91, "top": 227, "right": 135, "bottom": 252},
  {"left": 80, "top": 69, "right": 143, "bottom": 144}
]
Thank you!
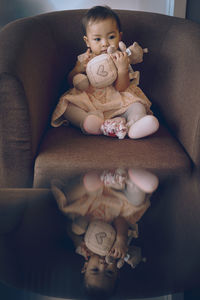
[{"left": 0, "top": 10, "right": 199, "bottom": 187}]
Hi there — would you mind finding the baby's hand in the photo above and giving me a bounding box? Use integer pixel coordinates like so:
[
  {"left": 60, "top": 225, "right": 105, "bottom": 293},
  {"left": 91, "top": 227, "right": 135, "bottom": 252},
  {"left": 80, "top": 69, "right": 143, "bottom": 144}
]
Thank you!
[
  {"left": 76, "top": 49, "right": 93, "bottom": 73},
  {"left": 109, "top": 237, "right": 128, "bottom": 259},
  {"left": 110, "top": 51, "right": 129, "bottom": 74}
]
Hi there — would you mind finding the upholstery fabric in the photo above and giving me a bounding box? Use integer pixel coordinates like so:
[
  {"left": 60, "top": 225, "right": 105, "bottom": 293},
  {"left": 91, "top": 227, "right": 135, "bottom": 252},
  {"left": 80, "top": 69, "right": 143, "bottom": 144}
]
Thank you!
[
  {"left": 33, "top": 124, "right": 191, "bottom": 188},
  {"left": 0, "top": 73, "right": 32, "bottom": 187}
]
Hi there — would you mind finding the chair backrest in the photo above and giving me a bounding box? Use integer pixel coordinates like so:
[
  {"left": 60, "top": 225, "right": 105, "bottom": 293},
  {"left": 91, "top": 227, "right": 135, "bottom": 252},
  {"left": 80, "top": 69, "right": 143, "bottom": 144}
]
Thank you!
[
  {"left": 29, "top": 10, "right": 200, "bottom": 167},
  {"left": 1, "top": 9, "right": 199, "bottom": 118}
]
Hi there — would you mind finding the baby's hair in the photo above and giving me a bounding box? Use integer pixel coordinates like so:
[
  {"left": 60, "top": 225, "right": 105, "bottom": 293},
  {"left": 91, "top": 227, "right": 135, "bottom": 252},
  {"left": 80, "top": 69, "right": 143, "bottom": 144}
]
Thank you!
[
  {"left": 82, "top": 6, "right": 121, "bottom": 35},
  {"left": 82, "top": 271, "right": 119, "bottom": 300},
  {"left": 83, "top": 280, "right": 114, "bottom": 300}
]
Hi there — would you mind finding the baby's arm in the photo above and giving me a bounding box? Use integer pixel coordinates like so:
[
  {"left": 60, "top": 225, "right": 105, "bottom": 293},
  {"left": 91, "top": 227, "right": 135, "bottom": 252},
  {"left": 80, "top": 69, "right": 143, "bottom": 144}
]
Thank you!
[
  {"left": 111, "top": 51, "right": 130, "bottom": 92},
  {"left": 110, "top": 216, "right": 129, "bottom": 259},
  {"left": 67, "top": 49, "right": 91, "bottom": 87}
]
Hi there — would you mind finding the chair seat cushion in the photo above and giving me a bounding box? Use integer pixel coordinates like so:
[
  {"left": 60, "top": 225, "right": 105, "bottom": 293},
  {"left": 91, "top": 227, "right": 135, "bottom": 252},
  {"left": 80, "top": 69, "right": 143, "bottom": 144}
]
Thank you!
[{"left": 34, "top": 124, "right": 192, "bottom": 187}]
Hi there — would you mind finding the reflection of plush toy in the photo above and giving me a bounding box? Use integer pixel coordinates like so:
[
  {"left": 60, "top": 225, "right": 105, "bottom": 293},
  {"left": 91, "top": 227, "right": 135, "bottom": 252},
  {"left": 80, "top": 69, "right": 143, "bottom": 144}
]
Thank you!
[
  {"left": 105, "top": 244, "right": 146, "bottom": 269},
  {"left": 73, "top": 41, "right": 148, "bottom": 90},
  {"left": 116, "top": 245, "right": 147, "bottom": 269},
  {"left": 75, "top": 219, "right": 146, "bottom": 269}
]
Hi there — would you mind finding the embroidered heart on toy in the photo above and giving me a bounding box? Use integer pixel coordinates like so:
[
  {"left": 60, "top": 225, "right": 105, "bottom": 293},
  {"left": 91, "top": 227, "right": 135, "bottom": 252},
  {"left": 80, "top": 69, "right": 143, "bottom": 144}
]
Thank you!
[
  {"left": 97, "top": 65, "right": 108, "bottom": 77},
  {"left": 95, "top": 232, "right": 107, "bottom": 244}
]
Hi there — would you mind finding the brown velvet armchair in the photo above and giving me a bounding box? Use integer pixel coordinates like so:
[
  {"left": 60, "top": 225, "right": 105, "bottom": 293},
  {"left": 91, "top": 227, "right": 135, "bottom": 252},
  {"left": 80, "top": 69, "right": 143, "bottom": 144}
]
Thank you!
[{"left": 0, "top": 10, "right": 200, "bottom": 188}]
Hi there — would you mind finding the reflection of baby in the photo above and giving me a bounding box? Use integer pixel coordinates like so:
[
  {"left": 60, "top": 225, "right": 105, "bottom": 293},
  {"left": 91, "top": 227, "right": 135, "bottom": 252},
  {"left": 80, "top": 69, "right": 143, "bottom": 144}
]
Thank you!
[{"left": 51, "top": 168, "right": 158, "bottom": 297}]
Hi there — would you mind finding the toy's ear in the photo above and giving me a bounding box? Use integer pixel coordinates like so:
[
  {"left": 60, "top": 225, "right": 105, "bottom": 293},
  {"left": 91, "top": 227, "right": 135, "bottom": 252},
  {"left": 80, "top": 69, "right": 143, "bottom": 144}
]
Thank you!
[{"left": 83, "top": 35, "right": 90, "bottom": 48}]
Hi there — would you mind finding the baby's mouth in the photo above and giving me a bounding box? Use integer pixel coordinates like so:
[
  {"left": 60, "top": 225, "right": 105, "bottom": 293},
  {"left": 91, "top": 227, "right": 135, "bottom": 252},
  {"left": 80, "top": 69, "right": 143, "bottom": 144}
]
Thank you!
[{"left": 99, "top": 257, "right": 106, "bottom": 264}]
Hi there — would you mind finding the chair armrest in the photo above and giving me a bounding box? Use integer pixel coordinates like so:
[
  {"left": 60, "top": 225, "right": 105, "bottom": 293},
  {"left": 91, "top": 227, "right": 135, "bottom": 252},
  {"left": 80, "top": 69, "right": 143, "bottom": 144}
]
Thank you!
[
  {"left": 117, "top": 11, "right": 200, "bottom": 166},
  {"left": 152, "top": 18, "right": 200, "bottom": 167},
  {"left": 0, "top": 18, "right": 64, "bottom": 186},
  {"left": 0, "top": 72, "right": 33, "bottom": 187}
]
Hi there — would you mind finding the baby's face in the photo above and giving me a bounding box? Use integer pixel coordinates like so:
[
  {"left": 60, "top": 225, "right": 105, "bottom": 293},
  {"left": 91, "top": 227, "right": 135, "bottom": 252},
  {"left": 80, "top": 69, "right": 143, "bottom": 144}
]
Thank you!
[
  {"left": 84, "top": 18, "right": 122, "bottom": 56},
  {"left": 84, "top": 254, "right": 118, "bottom": 289}
]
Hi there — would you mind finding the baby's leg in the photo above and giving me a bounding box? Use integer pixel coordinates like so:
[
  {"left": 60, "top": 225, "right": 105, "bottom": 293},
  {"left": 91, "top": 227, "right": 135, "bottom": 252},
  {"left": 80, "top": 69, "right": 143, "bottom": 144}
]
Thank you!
[
  {"left": 64, "top": 103, "right": 104, "bottom": 135},
  {"left": 124, "top": 180, "right": 146, "bottom": 207},
  {"left": 124, "top": 168, "right": 159, "bottom": 206},
  {"left": 123, "top": 102, "right": 159, "bottom": 139}
]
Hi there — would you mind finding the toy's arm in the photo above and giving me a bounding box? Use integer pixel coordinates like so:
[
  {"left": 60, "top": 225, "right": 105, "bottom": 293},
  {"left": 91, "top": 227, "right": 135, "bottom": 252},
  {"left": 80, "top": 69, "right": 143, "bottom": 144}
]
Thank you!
[
  {"left": 66, "top": 223, "right": 93, "bottom": 260},
  {"left": 66, "top": 222, "right": 84, "bottom": 248}
]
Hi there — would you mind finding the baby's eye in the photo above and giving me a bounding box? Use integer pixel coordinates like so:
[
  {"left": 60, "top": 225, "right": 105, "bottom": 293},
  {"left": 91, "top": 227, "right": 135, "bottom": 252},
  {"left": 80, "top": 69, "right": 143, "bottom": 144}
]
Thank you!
[
  {"left": 106, "top": 270, "right": 114, "bottom": 277},
  {"left": 91, "top": 268, "right": 99, "bottom": 273},
  {"left": 94, "top": 38, "right": 101, "bottom": 41},
  {"left": 109, "top": 35, "right": 116, "bottom": 40}
]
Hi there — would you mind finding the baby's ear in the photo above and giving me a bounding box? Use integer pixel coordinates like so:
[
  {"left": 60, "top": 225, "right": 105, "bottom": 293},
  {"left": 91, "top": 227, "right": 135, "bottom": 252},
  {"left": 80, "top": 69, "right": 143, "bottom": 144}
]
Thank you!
[
  {"left": 83, "top": 36, "right": 90, "bottom": 47},
  {"left": 81, "top": 261, "right": 88, "bottom": 274}
]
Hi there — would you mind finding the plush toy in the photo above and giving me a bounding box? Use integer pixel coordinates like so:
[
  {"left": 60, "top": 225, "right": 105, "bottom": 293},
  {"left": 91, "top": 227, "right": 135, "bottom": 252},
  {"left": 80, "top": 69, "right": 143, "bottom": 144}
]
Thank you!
[
  {"left": 73, "top": 41, "right": 148, "bottom": 90},
  {"left": 75, "top": 219, "right": 146, "bottom": 269}
]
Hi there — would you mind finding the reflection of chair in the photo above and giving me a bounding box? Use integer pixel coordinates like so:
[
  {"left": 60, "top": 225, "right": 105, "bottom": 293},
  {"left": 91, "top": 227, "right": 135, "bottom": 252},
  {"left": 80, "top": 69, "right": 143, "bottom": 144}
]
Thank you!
[
  {"left": 0, "top": 10, "right": 200, "bottom": 187},
  {"left": 0, "top": 172, "right": 200, "bottom": 298}
]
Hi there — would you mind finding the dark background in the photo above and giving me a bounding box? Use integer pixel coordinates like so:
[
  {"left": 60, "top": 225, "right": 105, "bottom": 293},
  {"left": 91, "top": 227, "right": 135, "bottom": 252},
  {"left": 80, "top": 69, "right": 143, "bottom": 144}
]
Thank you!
[{"left": 186, "top": 0, "right": 200, "bottom": 23}]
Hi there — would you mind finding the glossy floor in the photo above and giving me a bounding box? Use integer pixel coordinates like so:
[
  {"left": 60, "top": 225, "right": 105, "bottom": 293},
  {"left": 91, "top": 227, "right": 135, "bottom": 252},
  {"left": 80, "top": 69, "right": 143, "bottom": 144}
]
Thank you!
[{"left": 0, "top": 167, "right": 200, "bottom": 299}]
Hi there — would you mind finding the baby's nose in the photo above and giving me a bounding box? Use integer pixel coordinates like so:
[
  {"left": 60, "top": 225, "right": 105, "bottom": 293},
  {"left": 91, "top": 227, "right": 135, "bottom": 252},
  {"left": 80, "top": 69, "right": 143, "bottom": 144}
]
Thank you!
[{"left": 102, "top": 39, "right": 109, "bottom": 46}]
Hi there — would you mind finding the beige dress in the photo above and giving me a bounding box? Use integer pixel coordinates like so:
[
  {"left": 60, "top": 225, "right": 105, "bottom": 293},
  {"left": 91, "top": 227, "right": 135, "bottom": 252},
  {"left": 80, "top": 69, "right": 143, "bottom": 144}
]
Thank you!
[
  {"left": 57, "top": 185, "right": 150, "bottom": 227},
  {"left": 51, "top": 81, "right": 152, "bottom": 127},
  {"left": 53, "top": 181, "right": 150, "bottom": 257}
]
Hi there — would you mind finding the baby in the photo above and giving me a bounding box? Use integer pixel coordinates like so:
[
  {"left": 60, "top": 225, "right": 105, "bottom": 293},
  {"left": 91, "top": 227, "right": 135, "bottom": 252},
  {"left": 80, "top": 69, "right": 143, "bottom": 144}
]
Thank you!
[{"left": 51, "top": 6, "right": 159, "bottom": 139}]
